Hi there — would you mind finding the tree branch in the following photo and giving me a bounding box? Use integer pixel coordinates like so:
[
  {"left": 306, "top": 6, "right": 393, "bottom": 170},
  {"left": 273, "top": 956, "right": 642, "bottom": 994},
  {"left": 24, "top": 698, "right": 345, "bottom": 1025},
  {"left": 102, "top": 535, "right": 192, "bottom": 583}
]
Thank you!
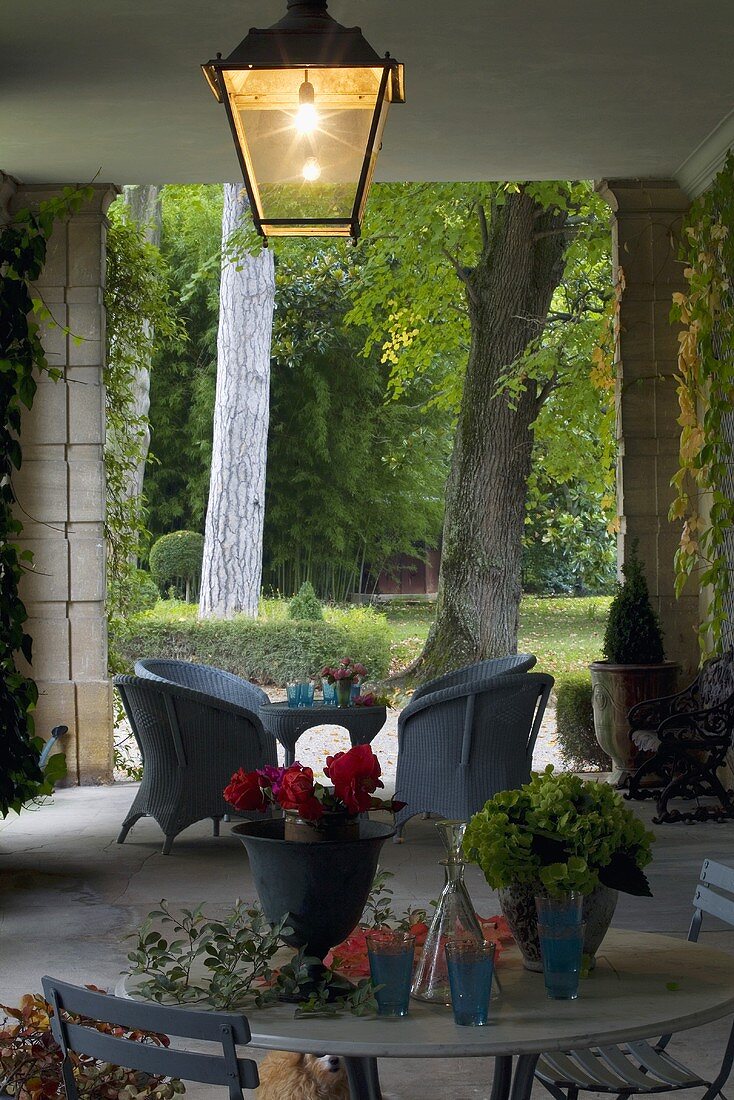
[
  {"left": 442, "top": 247, "right": 477, "bottom": 303},
  {"left": 478, "top": 203, "right": 489, "bottom": 253}
]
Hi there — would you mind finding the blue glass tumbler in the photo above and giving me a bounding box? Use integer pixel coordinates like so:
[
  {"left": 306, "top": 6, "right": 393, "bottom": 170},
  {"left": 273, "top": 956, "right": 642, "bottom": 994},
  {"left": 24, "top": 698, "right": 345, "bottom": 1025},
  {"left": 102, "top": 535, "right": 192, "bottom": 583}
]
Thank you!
[
  {"left": 321, "top": 679, "right": 337, "bottom": 706},
  {"left": 286, "top": 683, "right": 300, "bottom": 708},
  {"left": 538, "top": 921, "right": 585, "bottom": 1000},
  {"left": 445, "top": 940, "right": 496, "bottom": 1026},
  {"left": 535, "top": 892, "right": 583, "bottom": 931},
  {"left": 297, "top": 681, "right": 314, "bottom": 707},
  {"left": 366, "top": 930, "right": 416, "bottom": 1017}
]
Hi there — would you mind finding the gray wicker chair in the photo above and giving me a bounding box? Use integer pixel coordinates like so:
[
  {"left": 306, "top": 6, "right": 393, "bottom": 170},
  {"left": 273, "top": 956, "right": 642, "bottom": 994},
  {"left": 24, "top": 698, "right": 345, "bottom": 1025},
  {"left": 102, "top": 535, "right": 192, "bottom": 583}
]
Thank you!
[
  {"left": 114, "top": 674, "right": 276, "bottom": 855},
  {"left": 394, "top": 671, "right": 553, "bottom": 839},
  {"left": 135, "top": 657, "right": 269, "bottom": 714},
  {"left": 41, "top": 976, "right": 259, "bottom": 1098},
  {"left": 409, "top": 653, "right": 537, "bottom": 705}
]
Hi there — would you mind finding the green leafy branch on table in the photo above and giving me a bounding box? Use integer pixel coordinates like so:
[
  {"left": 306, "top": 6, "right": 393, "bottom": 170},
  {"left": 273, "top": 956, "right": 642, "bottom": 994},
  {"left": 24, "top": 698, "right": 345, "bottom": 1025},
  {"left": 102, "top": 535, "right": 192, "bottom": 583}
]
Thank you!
[{"left": 126, "top": 872, "right": 429, "bottom": 1017}]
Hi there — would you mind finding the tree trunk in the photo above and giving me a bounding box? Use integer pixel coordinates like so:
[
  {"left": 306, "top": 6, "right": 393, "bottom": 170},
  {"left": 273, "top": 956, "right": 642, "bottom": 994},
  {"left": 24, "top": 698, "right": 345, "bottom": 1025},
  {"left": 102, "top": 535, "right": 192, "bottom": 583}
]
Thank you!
[
  {"left": 122, "top": 184, "right": 160, "bottom": 502},
  {"left": 414, "top": 190, "right": 569, "bottom": 681},
  {"left": 199, "top": 184, "right": 275, "bottom": 619}
]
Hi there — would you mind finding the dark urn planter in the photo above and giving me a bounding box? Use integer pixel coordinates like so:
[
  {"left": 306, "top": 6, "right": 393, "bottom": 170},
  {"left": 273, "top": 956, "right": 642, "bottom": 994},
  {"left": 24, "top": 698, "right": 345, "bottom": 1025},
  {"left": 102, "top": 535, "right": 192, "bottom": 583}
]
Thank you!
[
  {"left": 498, "top": 882, "right": 618, "bottom": 972},
  {"left": 589, "top": 661, "right": 678, "bottom": 786},
  {"left": 233, "top": 818, "right": 394, "bottom": 991}
]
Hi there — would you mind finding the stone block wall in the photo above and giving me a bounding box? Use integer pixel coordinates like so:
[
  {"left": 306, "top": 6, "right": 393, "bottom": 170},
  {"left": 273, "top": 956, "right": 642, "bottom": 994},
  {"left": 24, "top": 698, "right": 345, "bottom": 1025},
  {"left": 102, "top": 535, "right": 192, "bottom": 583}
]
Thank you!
[
  {"left": 2, "top": 179, "right": 118, "bottom": 784},
  {"left": 598, "top": 179, "right": 699, "bottom": 678}
]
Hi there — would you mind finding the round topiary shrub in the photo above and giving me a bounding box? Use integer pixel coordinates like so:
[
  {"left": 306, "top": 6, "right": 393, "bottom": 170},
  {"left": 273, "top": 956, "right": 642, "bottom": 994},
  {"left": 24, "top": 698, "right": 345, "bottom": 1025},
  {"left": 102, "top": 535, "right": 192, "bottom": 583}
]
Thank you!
[
  {"left": 288, "top": 581, "right": 324, "bottom": 621},
  {"left": 149, "top": 531, "right": 204, "bottom": 602},
  {"left": 555, "top": 674, "right": 612, "bottom": 772}
]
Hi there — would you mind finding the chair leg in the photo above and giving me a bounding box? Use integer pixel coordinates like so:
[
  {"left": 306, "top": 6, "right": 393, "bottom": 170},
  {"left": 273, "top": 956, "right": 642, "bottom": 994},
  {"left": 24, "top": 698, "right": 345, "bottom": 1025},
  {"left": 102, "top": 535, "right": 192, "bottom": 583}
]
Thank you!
[
  {"left": 162, "top": 834, "right": 175, "bottom": 856},
  {"left": 117, "top": 814, "right": 143, "bottom": 844}
]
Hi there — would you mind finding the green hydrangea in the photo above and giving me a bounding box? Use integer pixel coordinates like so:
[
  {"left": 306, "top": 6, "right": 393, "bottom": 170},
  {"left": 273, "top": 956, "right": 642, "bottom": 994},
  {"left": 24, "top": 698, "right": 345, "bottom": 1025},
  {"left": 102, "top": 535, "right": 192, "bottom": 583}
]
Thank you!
[{"left": 463, "top": 766, "right": 654, "bottom": 897}]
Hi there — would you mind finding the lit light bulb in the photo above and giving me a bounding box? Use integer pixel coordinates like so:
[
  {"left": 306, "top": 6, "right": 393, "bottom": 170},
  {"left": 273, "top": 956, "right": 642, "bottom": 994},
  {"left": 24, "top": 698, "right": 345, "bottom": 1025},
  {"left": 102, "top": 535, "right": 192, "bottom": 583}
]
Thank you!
[
  {"left": 294, "top": 101, "right": 319, "bottom": 134},
  {"left": 302, "top": 157, "right": 321, "bottom": 182},
  {"left": 294, "top": 70, "right": 319, "bottom": 134}
]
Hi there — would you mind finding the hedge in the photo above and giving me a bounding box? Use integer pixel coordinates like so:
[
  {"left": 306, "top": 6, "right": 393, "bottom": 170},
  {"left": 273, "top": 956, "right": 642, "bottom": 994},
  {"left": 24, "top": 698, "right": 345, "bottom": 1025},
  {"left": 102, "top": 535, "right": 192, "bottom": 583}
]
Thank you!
[
  {"left": 112, "top": 603, "right": 391, "bottom": 686},
  {"left": 555, "top": 673, "right": 611, "bottom": 772}
]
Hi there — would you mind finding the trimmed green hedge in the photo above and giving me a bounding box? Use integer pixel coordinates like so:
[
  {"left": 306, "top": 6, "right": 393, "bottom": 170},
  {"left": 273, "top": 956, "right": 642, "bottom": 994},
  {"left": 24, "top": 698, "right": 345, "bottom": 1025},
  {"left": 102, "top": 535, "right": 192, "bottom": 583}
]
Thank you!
[
  {"left": 555, "top": 673, "right": 611, "bottom": 772},
  {"left": 112, "top": 602, "right": 391, "bottom": 686}
]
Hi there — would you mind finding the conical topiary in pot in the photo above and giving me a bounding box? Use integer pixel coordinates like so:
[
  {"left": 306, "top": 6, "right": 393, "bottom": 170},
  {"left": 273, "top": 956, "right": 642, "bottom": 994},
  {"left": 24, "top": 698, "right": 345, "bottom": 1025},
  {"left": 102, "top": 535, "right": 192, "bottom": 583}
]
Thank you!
[{"left": 590, "top": 542, "right": 678, "bottom": 786}]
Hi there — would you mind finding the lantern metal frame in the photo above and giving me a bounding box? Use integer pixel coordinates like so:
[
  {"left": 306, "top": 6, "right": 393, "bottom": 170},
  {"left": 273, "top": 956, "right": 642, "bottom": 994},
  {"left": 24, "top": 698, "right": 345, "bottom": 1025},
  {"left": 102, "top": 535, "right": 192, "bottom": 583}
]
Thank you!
[{"left": 202, "top": 0, "right": 404, "bottom": 241}]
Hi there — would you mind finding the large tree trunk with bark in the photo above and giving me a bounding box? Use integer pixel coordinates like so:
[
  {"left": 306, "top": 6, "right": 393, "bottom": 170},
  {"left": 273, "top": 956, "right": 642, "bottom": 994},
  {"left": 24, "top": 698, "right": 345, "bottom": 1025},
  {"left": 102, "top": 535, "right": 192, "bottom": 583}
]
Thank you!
[
  {"left": 199, "top": 184, "right": 275, "bottom": 619},
  {"left": 122, "top": 184, "right": 160, "bottom": 502},
  {"left": 414, "top": 190, "right": 569, "bottom": 681}
]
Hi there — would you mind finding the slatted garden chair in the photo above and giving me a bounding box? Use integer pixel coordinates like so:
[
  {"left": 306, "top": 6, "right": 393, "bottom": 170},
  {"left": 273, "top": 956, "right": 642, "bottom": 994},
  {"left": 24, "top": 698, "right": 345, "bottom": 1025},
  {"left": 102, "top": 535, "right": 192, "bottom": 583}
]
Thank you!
[
  {"left": 41, "top": 976, "right": 259, "bottom": 1099},
  {"left": 534, "top": 858, "right": 734, "bottom": 1100}
]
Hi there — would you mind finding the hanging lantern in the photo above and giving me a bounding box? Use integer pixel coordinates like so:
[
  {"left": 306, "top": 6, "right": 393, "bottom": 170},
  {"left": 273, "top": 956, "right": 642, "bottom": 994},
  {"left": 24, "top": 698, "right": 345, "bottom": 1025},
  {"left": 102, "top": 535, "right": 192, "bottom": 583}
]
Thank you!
[{"left": 202, "top": 0, "right": 405, "bottom": 241}]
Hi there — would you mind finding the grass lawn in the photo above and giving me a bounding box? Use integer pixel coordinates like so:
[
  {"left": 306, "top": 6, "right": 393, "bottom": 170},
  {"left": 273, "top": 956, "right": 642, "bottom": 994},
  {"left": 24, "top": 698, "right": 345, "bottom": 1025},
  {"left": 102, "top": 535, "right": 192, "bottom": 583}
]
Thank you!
[{"left": 383, "top": 596, "right": 611, "bottom": 679}]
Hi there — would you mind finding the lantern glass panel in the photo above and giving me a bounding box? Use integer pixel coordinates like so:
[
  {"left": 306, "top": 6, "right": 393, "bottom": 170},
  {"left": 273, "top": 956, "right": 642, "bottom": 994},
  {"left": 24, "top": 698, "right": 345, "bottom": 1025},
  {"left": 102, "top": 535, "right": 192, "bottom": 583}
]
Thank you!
[{"left": 221, "top": 65, "right": 391, "bottom": 228}]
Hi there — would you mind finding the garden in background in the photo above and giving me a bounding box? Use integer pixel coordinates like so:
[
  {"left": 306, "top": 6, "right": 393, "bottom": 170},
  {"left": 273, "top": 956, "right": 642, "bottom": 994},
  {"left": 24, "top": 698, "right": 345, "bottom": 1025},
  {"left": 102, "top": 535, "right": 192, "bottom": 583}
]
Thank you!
[{"left": 112, "top": 593, "right": 612, "bottom": 778}]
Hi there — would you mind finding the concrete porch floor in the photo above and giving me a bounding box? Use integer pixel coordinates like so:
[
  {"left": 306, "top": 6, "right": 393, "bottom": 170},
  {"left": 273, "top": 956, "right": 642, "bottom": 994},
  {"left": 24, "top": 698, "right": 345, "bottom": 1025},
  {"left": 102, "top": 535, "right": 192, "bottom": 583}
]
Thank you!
[{"left": 1, "top": 784, "right": 733, "bottom": 1100}]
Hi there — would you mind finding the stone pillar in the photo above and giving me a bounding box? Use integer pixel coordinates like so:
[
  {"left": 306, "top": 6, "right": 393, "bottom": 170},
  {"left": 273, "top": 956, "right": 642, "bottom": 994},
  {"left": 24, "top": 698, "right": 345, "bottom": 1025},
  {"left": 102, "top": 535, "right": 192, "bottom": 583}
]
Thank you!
[
  {"left": 597, "top": 179, "right": 699, "bottom": 678},
  {"left": 4, "top": 181, "right": 119, "bottom": 784}
]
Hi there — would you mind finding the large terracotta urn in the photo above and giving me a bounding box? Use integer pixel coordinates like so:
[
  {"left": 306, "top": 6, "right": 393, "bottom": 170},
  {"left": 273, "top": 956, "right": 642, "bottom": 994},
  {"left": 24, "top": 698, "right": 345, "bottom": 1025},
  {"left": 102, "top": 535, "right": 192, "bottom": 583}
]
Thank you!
[{"left": 589, "top": 661, "right": 678, "bottom": 786}]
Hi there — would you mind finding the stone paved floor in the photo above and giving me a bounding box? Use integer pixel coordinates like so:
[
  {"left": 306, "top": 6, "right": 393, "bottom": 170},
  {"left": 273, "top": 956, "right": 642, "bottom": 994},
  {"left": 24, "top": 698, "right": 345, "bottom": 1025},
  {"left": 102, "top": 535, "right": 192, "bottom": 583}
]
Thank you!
[{"left": 1, "top": 786, "right": 732, "bottom": 1099}]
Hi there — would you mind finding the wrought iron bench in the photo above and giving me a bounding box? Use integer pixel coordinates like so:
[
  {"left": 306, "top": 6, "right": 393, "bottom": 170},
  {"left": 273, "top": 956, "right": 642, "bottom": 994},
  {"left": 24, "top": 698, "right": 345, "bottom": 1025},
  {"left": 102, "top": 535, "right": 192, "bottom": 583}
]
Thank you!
[{"left": 626, "top": 649, "right": 734, "bottom": 823}]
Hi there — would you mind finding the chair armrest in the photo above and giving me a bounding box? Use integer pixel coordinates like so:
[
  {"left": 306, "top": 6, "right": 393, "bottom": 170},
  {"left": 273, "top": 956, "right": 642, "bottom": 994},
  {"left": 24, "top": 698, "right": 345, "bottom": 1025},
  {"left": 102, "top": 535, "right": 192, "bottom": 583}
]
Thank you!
[
  {"left": 656, "top": 701, "right": 734, "bottom": 742},
  {"left": 628, "top": 677, "right": 701, "bottom": 730}
]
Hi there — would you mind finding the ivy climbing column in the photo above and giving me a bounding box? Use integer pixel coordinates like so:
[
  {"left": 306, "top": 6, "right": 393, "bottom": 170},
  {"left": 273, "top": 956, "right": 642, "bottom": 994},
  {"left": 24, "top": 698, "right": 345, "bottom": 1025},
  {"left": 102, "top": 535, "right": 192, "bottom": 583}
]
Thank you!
[
  {"left": 4, "top": 180, "right": 119, "bottom": 784},
  {"left": 597, "top": 179, "right": 698, "bottom": 677}
]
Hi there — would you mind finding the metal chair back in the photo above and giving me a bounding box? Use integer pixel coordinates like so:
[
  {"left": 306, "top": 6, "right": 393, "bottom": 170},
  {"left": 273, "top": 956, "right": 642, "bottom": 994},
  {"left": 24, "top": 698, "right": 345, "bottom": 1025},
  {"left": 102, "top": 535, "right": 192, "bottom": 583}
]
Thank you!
[{"left": 41, "top": 977, "right": 258, "bottom": 1099}]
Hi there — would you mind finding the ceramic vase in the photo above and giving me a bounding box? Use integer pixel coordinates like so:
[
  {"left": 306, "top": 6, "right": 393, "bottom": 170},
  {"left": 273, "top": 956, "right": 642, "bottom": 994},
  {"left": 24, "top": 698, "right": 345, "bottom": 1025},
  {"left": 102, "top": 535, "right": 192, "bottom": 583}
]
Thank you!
[{"left": 498, "top": 881, "right": 618, "bottom": 971}]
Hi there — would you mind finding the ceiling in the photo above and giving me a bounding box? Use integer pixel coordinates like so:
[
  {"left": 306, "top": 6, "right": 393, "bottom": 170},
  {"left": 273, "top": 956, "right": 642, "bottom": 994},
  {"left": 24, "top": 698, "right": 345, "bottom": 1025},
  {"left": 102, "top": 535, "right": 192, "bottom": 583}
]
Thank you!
[{"left": 3, "top": 1, "right": 734, "bottom": 193}]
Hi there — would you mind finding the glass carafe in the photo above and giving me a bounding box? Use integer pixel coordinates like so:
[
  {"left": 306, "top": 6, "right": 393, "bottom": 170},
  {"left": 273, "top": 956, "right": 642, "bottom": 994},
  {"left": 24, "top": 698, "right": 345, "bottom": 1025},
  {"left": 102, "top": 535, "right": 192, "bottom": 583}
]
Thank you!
[{"left": 410, "top": 820, "right": 484, "bottom": 1004}]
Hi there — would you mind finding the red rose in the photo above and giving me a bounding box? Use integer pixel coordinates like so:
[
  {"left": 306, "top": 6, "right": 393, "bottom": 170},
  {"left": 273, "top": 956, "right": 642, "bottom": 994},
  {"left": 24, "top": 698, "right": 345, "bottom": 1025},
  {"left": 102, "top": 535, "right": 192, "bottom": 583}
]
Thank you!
[
  {"left": 278, "top": 765, "right": 323, "bottom": 821},
  {"left": 224, "top": 768, "right": 268, "bottom": 813},
  {"left": 324, "top": 745, "right": 383, "bottom": 815}
]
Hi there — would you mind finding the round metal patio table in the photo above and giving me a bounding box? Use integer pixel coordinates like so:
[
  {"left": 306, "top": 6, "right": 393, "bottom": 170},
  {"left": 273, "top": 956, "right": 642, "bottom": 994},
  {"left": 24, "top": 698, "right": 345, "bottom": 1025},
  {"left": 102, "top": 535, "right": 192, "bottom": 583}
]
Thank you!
[
  {"left": 258, "top": 702, "right": 387, "bottom": 767},
  {"left": 240, "top": 929, "right": 734, "bottom": 1100}
]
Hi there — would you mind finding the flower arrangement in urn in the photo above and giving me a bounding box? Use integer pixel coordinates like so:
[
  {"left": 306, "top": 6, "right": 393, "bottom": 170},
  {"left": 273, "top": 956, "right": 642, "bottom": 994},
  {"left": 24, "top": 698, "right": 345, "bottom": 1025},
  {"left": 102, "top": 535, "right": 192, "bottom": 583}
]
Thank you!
[
  {"left": 463, "top": 767, "right": 654, "bottom": 970},
  {"left": 320, "top": 657, "right": 367, "bottom": 707},
  {"left": 224, "top": 745, "right": 403, "bottom": 842}
]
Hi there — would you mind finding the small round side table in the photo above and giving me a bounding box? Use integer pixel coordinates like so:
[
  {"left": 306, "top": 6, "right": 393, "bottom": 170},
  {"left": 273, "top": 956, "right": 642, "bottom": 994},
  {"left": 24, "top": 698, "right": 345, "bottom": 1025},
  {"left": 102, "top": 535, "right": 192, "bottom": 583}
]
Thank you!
[{"left": 258, "top": 702, "right": 388, "bottom": 767}]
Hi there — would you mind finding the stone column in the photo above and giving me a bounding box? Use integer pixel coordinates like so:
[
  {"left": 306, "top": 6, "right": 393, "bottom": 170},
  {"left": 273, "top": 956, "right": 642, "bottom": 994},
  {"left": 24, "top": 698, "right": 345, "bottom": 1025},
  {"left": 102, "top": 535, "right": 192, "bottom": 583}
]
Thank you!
[
  {"left": 597, "top": 179, "right": 699, "bottom": 678},
  {"left": 4, "top": 181, "right": 119, "bottom": 784}
]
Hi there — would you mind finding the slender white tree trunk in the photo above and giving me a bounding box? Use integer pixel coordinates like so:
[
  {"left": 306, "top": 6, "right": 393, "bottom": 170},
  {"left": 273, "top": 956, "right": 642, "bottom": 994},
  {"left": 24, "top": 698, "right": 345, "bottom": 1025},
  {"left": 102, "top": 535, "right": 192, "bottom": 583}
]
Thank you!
[
  {"left": 122, "top": 184, "right": 160, "bottom": 501},
  {"left": 199, "top": 184, "right": 275, "bottom": 619}
]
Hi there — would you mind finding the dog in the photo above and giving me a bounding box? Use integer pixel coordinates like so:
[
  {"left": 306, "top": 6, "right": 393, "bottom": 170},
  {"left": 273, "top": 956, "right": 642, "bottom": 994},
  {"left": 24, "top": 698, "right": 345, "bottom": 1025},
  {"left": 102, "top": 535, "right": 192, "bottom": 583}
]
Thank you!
[{"left": 256, "top": 1051, "right": 350, "bottom": 1100}]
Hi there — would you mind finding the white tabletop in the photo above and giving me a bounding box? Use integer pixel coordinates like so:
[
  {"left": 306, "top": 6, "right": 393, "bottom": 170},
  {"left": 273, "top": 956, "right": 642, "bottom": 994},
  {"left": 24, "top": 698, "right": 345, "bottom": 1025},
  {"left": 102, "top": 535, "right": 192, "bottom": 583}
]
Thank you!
[
  {"left": 243, "top": 931, "right": 734, "bottom": 1058},
  {"left": 119, "top": 930, "right": 734, "bottom": 1060}
]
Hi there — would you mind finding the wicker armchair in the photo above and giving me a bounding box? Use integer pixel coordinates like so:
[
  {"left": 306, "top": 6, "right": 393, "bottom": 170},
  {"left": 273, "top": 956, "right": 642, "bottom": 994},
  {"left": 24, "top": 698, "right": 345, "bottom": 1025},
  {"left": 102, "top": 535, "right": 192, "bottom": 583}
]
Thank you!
[
  {"left": 626, "top": 649, "right": 734, "bottom": 823},
  {"left": 114, "top": 674, "right": 277, "bottom": 854},
  {"left": 135, "top": 658, "right": 269, "bottom": 714},
  {"left": 409, "top": 653, "right": 537, "bottom": 705},
  {"left": 394, "top": 671, "right": 554, "bottom": 840}
]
